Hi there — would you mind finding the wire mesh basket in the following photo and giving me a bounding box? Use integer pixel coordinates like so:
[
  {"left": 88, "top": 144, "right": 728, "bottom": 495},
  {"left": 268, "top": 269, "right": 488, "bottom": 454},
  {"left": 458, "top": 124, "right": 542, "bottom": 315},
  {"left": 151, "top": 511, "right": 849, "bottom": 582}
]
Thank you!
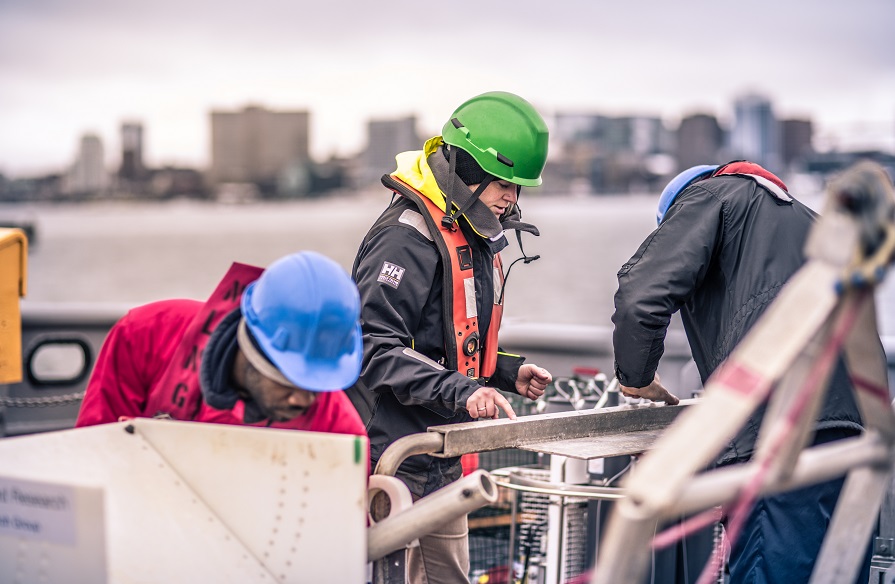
[{"left": 468, "top": 466, "right": 592, "bottom": 584}]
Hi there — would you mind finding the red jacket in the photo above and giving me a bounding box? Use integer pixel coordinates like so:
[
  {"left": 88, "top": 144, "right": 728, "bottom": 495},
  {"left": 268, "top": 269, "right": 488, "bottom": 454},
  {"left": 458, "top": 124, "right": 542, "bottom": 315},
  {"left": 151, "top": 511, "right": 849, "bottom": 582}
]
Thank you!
[{"left": 76, "top": 262, "right": 366, "bottom": 438}]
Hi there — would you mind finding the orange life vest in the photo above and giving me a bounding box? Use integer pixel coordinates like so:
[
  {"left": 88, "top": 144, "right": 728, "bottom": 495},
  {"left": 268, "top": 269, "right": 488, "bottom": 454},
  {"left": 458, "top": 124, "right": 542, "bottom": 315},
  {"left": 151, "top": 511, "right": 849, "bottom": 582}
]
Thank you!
[{"left": 391, "top": 179, "right": 504, "bottom": 379}]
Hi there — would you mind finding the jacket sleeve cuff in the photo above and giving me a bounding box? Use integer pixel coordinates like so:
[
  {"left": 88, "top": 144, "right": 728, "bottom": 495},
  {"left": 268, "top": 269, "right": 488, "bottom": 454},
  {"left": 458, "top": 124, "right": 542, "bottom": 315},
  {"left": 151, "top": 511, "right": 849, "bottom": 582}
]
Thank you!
[
  {"left": 490, "top": 352, "right": 525, "bottom": 393},
  {"left": 614, "top": 362, "right": 654, "bottom": 389}
]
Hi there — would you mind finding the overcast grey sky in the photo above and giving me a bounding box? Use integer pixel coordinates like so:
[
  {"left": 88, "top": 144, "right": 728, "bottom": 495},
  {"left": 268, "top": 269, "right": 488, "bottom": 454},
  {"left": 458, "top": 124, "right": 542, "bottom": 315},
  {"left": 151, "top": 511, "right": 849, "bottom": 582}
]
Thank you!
[{"left": 1, "top": 0, "right": 893, "bottom": 177}]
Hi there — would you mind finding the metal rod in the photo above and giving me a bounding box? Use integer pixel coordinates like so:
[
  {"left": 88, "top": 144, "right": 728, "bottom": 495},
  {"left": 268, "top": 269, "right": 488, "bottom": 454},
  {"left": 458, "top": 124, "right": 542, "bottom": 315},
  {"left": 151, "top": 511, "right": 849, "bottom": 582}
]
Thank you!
[
  {"left": 430, "top": 401, "right": 689, "bottom": 458},
  {"left": 367, "top": 469, "right": 498, "bottom": 561},
  {"left": 373, "top": 432, "right": 444, "bottom": 477},
  {"left": 492, "top": 472, "right": 626, "bottom": 501},
  {"left": 666, "top": 432, "right": 892, "bottom": 518}
]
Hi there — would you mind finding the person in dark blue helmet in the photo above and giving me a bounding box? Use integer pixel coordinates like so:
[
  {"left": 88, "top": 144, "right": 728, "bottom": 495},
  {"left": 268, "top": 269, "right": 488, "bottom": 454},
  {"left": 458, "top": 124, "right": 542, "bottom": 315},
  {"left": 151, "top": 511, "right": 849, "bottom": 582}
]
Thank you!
[{"left": 611, "top": 161, "right": 871, "bottom": 583}]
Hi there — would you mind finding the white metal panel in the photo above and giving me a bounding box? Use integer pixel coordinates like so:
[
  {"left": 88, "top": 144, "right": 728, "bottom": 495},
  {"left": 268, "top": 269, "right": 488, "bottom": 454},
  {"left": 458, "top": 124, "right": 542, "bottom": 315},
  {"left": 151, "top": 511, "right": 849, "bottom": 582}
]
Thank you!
[
  {"left": 134, "top": 418, "right": 368, "bottom": 582},
  {"left": 0, "top": 420, "right": 368, "bottom": 584}
]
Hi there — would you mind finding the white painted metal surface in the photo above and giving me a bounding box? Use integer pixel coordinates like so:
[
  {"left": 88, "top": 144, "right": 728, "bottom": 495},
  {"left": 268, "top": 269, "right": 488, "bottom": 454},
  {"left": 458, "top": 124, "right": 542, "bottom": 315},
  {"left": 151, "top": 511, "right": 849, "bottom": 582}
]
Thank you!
[{"left": 0, "top": 419, "right": 368, "bottom": 584}]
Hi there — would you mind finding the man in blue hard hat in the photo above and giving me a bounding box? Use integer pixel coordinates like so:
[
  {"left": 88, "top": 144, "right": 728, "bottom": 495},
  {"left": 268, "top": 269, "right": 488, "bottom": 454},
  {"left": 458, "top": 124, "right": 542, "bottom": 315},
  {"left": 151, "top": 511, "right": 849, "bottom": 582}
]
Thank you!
[
  {"left": 611, "top": 161, "right": 870, "bottom": 583},
  {"left": 76, "top": 250, "right": 366, "bottom": 437}
]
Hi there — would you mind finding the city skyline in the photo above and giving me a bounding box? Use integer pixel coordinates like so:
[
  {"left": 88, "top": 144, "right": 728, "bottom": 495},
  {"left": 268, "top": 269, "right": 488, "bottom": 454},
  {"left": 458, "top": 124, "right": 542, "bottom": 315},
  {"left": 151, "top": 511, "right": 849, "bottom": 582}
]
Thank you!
[{"left": 1, "top": 0, "right": 893, "bottom": 178}]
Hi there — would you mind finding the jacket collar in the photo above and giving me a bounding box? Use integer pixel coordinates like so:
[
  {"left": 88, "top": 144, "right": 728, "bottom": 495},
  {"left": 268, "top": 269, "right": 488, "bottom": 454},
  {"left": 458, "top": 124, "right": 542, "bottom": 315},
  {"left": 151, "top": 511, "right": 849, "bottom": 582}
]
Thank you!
[
  {"left": 200, "top": 308, "right": 269, "bottom": 424},
  {"left": 391, "top": 136, "right": 505, "bottom": 239}
]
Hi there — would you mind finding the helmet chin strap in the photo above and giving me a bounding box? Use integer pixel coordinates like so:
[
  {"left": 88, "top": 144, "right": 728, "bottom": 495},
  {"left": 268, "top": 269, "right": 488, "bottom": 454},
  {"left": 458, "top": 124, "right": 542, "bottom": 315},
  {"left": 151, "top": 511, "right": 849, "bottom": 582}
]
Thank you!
[
  {"left": 441, "top": 145, "right": 495, "bottom": 230},
  {"left": 439, "top": 144, "right": 540, "bottom": 303}
]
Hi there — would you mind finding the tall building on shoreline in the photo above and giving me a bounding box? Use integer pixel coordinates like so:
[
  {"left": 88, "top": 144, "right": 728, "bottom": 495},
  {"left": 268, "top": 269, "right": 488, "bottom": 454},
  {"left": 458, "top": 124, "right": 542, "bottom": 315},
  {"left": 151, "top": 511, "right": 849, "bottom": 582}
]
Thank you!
[
  {"left": 63, "top": 133, "right": 107, "bottom": 195},
  {"left": 730, "top": 93, "right": 781, "bottom": 174},
  {"left": 209, "top": 105, "right": 310, "bottom": 190},
  {"left": 781, "top": 118, "right": 814, "bottom": 167},
  {"left": 358, "top": 116, "right": 419, "bottom": 188},
  {"left": 676, "top": 113, "right": 725, "bottom": 170},
  {"left": 119, "top": 122, "right": 146, "bottom": 181}
]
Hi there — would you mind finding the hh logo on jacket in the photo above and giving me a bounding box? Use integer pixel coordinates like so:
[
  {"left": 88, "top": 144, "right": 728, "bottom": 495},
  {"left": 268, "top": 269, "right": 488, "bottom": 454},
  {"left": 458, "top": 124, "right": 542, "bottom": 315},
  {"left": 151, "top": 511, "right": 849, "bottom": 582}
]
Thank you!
[{"left": 378, "top": 261, "right": 406, "bottom": 289}]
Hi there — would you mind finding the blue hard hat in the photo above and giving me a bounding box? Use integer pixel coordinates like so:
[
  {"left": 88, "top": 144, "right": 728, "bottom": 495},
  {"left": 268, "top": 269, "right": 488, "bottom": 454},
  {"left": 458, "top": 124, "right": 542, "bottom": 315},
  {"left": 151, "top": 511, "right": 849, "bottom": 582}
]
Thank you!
[
  {"left": 656, "top": 165, "right": 718, "bottom": 225},
  {"left": 241, "top": 251, "right": 362, "bottom": 392}
]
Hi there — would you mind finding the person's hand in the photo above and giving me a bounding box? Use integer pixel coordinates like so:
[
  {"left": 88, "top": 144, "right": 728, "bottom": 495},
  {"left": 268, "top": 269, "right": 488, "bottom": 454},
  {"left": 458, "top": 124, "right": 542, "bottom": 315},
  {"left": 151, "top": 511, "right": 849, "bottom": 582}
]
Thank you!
[
  {"left": 516, "top": 364, "right": 551, "bottom": 401},
  {"left": 466, "top": 386, "right": 517, "bottom": 420},
  {"left": 619, "top": 373, "right": 679, "bottom": 405}
]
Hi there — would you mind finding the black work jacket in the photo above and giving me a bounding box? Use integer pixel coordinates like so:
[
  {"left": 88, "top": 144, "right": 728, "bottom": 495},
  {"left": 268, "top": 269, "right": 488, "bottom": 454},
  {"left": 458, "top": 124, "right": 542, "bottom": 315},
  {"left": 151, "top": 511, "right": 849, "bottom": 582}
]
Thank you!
[
  {"left": 612, "top": 174, "right": 865, "bottom": 465},
  {"left": 346, "top": 176, "right": 523, "bottom": 496}
]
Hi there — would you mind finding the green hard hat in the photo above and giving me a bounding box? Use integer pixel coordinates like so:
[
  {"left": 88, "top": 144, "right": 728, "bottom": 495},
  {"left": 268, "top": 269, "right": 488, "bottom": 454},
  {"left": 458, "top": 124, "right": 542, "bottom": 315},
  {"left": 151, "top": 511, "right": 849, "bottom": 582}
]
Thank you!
[{"left": 441, "top": 91, "right": 549, "bottom": 187}]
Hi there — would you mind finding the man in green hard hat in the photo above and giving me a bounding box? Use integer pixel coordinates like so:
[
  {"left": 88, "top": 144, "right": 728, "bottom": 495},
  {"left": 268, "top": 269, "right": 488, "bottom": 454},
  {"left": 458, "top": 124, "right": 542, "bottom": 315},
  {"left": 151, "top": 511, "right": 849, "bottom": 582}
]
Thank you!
[{"left": 347, "top": 91, "right": 553, "bottom": 582}]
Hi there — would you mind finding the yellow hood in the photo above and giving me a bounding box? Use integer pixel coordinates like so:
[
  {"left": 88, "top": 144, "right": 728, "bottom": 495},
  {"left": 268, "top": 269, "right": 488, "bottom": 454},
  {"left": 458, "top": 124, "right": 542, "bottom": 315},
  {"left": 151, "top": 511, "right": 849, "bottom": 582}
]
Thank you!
[
  {"left": 391, "top": 136, "right": 526, "bottom": 240},
  {"left": 391, "top": 136, "right": 448, "bottom": 213}
]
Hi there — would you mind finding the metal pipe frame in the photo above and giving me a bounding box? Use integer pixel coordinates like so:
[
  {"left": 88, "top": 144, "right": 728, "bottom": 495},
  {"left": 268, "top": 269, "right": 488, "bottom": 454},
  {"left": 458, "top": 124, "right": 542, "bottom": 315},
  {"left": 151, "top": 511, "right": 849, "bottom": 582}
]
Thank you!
[
  {"left": 487, "top": 433, "right": 890, "bottom": 512},
  {"left": 373, "top": 432, "right": 444, "bottom": 477},
  {"left": 667, "top": 431, "right": 892, "bottom": 518},
  {"left": 374, "top": 401, "right": 689, "bottom": 479},
  {"left": 369, "top": 399, "right": 686, "bottom": 583},
  {"left": 367, "top": 469, "right": 498, "bottom": 561},
  {"left": 435, "top": 402, "right": 687, "bottom": 458},
  {"left": 491, "top": 468, "right": 626, "bottom": 501}
]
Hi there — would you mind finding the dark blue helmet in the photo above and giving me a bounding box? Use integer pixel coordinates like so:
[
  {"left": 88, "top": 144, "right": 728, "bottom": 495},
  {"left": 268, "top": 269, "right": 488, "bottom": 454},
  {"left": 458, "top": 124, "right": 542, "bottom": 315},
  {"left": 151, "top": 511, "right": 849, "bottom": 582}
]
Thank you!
[{"left": 656, "top": 165, "right": 718, "bottom": 225}]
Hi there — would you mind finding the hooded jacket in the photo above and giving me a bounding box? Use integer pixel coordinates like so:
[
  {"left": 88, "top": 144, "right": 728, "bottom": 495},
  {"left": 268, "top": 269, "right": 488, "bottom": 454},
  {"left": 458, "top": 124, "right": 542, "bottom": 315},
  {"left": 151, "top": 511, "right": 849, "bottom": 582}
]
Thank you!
[
  {"left": 347, "top": 138, "right": 526, "bottom": 497},
  {"left": 612, "top": 172, "right": 865, "bottom": 466},
  {"left": 76, "top": 262, "right": 366, "bottom": 438}
]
